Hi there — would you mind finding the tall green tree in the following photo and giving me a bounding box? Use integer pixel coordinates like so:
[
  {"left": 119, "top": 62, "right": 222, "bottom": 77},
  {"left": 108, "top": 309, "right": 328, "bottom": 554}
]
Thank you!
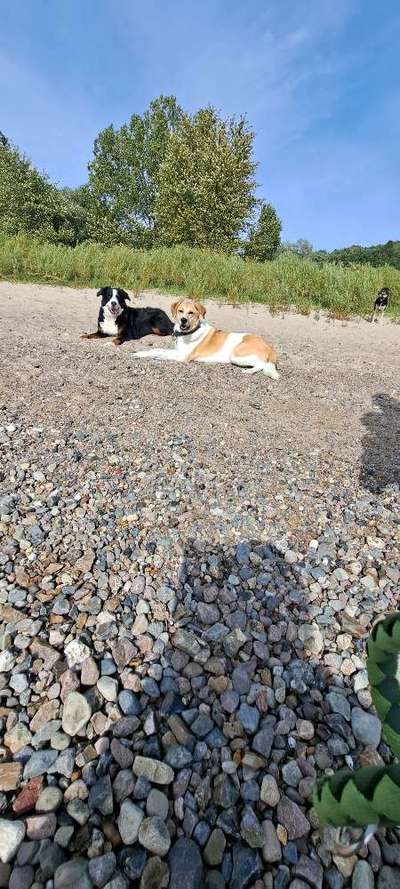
[
  {"left": 0, "top": 137, "right": 88, "bottom": 245},
  {"left": 88, "top": 95, "right": 184, "bottom": 245},
  {"left": 154, "top": 107, "right": 257, "bottom": 250},
  {"left": 244, "top": 202, "right": 282, "bottom": 261}
]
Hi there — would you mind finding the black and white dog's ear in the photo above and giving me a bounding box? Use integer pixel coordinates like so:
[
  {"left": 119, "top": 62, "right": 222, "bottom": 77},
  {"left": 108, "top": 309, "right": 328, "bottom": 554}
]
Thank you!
[
  {"left": 97, "top": 287, "right": 108, "bottom": 297},
  {"left": 118, "top": 289, "right": 130, "bottom": 302}
]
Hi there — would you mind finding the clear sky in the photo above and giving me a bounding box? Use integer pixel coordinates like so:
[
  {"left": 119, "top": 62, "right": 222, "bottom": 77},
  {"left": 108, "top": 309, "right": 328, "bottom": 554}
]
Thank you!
[{"left": 1, "top": 0, "right": 399, "bottom": 250}]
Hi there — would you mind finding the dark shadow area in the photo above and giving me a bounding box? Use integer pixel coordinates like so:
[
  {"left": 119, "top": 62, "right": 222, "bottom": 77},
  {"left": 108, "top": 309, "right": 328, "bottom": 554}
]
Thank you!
[{"left": 360, "top": 393, "right": 400, "bottom": 493}]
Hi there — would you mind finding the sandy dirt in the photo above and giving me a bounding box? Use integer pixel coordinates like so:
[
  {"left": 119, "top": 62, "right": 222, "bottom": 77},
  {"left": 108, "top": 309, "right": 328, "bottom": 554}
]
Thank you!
[{"left": 1, "top": 281, "right": 399, "bottom": 496}]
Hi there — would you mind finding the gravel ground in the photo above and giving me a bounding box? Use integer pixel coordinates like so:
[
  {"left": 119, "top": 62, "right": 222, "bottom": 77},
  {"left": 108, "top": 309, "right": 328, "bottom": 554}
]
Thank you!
[{"left": 0, "top": 281, "right": 399, "bottom": 889}]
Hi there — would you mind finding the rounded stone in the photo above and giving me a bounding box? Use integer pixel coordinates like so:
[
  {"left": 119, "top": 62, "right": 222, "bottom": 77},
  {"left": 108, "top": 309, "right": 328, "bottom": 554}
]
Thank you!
[
  {"left": 0, "top": 819, "right": 26, "bottom": 864},
  {"left": 138, "top": 817, "right": 171, "bottom": 857},
  {"left": 97, "top": 677, "right": 119, "bottom": 702},
  {"left": 146, "top": 789, "right": 169, "bottom": 819},
  {"left": 62, "top": 692, "right": 91, "bottom": 736}
]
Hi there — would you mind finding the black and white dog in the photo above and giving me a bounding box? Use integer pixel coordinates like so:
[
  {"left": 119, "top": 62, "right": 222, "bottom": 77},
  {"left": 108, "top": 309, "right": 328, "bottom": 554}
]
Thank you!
[
  {"left": 371, "top": 287, "right": 390, "bottom": 323},
  {"left": 82, "top": 287, "right": 174, "bottom": 345}
]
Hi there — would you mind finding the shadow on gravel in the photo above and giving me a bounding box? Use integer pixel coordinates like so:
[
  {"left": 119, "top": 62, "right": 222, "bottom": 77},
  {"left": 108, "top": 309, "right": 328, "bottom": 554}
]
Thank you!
[{"left": 360, "top": 393, "right": 400, "bottom": 493}]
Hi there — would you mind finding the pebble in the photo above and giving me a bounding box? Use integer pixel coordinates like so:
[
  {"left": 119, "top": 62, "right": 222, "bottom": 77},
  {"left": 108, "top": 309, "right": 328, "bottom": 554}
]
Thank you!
[
  {"left": 140, "top": 856, "right": 169, "bottom": 889},
  {"left": 277, "top": 798, "right": 310, "bottom": 839},
  {"left": 138, "top": 816, "right": 171, "bottom": 856},
  {"left": 62, "top": 692, "right": 92, "bottom": 736},
  {"left": 168, "top": 838, "right": 204, "bottom": 889},
  {"left": 0, "top": 819, "right": 25, "bottom": 864},
  {"left": 352, "top": 860, "right": 374, "bottom": 889},
  {"left": 261, "top": 775, "right": 280, "bottom": 807},
  {"left": 118, "top": 800, "right": 144, "bottom": 844},
  {"left": 351, "top": 708, "right": 382, "bottom": 747},
  {"left": 54, "top": 858, "right": 93, "bottom": 889},
  {"left": 133, "top": 756, "right": 174, "bottom": 785}
]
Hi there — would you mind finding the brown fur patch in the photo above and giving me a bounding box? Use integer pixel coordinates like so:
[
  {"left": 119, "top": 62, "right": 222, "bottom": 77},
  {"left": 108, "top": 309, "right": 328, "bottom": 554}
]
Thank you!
[
  {"left": 187, "top": 329, "right": 228, "bottom": 361},
  {"left": 81, "top": 331, "right": 107, "bottom": 340},
  {"left": 232, "top": 334, "right": 277, "bottom": 366},
  {"left": 171, "top": 299, "right": 207, "bottom": 322}
]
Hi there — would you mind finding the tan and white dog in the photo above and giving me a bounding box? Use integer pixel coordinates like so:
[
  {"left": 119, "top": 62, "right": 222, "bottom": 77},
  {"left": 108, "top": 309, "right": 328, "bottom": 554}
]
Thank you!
[{"left": 132, "top": 299, "right": 279, "bottom": 380}]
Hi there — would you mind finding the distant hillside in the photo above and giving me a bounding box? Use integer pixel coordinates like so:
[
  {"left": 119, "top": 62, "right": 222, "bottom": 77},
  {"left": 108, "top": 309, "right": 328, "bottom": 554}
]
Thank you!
[{"left": 315, "top": 240, "right": 400, "bottom": 270}]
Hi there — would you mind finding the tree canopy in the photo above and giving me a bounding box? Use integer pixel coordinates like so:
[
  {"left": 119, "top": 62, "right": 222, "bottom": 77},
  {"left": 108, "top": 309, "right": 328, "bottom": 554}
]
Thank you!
[{"left": 244, "top": 203, "right": 282, "bottom": 262}]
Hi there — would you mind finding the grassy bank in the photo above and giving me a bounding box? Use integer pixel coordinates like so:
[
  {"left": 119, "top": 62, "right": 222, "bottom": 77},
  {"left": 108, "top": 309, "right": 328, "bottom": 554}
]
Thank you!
[{"left": 0, "top": 234, "right": 399, "bottom": 317}]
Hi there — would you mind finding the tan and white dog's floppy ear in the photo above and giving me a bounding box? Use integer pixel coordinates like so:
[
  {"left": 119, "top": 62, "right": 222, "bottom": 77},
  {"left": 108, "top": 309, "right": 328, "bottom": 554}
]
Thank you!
[
  {"left": 194, "top": 302, "right": 206, "bottom": 318},
  {"left": 171, "top": 301, "right": 181, "bottom": 318}
]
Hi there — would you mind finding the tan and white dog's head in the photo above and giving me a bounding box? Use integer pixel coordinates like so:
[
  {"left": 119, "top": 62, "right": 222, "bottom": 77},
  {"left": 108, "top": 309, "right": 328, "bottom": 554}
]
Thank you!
[{"left": 171, "top": 299, "right": 207, "bottom": 333}]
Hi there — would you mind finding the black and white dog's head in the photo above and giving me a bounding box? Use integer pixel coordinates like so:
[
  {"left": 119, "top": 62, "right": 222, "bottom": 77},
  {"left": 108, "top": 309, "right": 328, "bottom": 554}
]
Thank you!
[
  {"left": 97, "top": 287, "right": 130, "bottom": 319},
  {"left": 374, "top": 287, "right": 390, "bottom": 310}
]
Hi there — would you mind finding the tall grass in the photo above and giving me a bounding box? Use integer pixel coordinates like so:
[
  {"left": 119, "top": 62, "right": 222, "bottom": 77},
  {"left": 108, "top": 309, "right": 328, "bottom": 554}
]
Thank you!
[{"left": 0, "top": 234, "right": 399, "bottom": 317}]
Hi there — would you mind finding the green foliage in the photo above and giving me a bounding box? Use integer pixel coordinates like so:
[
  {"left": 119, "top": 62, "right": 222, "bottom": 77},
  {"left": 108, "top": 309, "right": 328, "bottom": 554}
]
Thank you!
[
  {"left": 244, "top": 202, "right": 282, "bottom": 262},
  {"left": 280, "top": 238, "right": 314, "bottom": 257},
  {"left": 0, "top": 137, "right": 88, "bottom": 246},
  {"left": 88, "top": 95, "right": 184, "bottom": 246},
  {"left": 1, "top": 235, "right": 399, "bottom": 318},
  {"left": 315, "top": 240, "right": 400, "bottom": 270},
  {"left": 154, "top": 107, "right": 257, "bottom": 250}
]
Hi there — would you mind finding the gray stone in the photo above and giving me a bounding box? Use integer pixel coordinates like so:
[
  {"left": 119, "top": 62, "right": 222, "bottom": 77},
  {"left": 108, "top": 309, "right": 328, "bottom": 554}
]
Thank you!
[
  {"left": 62, "top": 692, "right": 92, "bottom": 736},
  {"left": 191, "top": 713, "right": 214, "bottom": 738},
  {"left": 23, "top": 749, "right": 58, "bottom": 780},
  {"left": 97, "top": 677, "right": 118, "bottom": 702},
  {"left": 237, "top": 703, "right": 260, "bottom": 734},
  {"left": 139, "top": 857, "right": 169, "bottom": 889},
  {"left": 378, "top": 867, "right": 400, "bottom": 889},
  {"left": 262, "top": 820, "right": 282, "bottom": 863},
  {"left": 89, "top": 852, "right": 117, "bottom": 888},
  {"left": 277, "top": 797, "right": 310, "bottom": 840},
  {"left": 37, "top": 839, "right": 65, "bottom": 879},
  {"left": 36, "top": 786, "right": 63, "bottom": 812},
  {"left": 240, "top": 807, "right": 264, "bottom": 848},
  {"left": 352, "top": 860, "right": 374, "bottom": 889},
  {"left": 54, "top": 858, "right": 92, "bottom": 889},
  {"left": 326, "top": 692, "right": 351, "bottom": 721},
  {"left": 168, "top": 838, "right": 204, "bottom": 889},
  {"left": 0, "top": 819, "right": 26, "bottom": 863},
  {"left": 146, "top": 789, "right": 169, "bottom": 819},
  {"left": 213, "top": 774, "right": 240, "bottom": 809},
  {"left": 164, "top": 745, "right": 192, "bottom": 769},
  {"left": 133, "top": 756, "right": 174, "bottom": 785},
  {"left": 295, "top": 854, "right": 323, "bottom": 889},
  {"left": 230, "top": 845, "right": 262, "bottom": 889},
  {"left": 203, "top": 829, "right": 226, "bottom": 866},
  {"left": 252, "top": 726, "right": 275, "bottom": 759},
  {"left": 282, "top": 761, "right": 302, "bottom": 788},
  {"left": 351, "top": 708, "right": 381, "bottom": 747},
  {"left": 118, "top": 799, "right": 144, "bottom": 844},
  {"left": 260, "top": 775, "right": 280, "bottom": 807},
  {"left": 9, "top": 865, "right": 34, "bottom": 889},
  {"left": 89, "top": 775, "right": 114, "bottom": 815},
  {"left": 138, "top": 816, "right": 171, "bottom": 856}
]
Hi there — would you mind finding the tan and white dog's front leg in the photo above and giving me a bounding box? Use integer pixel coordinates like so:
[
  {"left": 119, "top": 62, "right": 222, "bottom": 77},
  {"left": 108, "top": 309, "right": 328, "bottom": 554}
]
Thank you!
[{"left": 132, "top": 348, "right": 182, "bottom": 361}]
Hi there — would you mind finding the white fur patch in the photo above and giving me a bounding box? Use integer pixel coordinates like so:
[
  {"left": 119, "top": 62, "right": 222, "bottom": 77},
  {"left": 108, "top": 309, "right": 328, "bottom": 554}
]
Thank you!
[{"left": 99, "top": 299, "right": 121, "bottom": 336}]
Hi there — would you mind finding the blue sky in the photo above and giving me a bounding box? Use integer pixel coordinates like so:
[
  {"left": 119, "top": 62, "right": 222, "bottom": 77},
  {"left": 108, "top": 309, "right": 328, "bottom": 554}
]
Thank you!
[{"left": 1, "top": 0, "right": 399, "bottom": 249}]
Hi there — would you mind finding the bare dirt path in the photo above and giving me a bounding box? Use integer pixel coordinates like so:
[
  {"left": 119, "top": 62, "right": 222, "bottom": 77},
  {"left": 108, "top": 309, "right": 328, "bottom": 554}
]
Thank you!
[{"left": 1, "top": 281, "right": 399, "bottom": 499}]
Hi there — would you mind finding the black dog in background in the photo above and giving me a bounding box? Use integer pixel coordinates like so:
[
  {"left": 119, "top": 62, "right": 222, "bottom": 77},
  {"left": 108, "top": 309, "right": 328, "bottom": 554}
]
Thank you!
[
  {"left": 82, "top": 287, "right": 174, "bottom": 345},
  {"left": 371, "top": 287, "right": 390, "bottom": 323}
]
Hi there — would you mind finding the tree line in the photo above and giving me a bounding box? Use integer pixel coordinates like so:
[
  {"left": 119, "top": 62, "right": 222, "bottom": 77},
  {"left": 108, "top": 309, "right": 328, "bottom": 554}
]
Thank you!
[
  {"left": 1, "top": 95, "right": 398, "bottom": 268},
  {"left": 0, "top": 96, "right": 281, "bottom": 262}
]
